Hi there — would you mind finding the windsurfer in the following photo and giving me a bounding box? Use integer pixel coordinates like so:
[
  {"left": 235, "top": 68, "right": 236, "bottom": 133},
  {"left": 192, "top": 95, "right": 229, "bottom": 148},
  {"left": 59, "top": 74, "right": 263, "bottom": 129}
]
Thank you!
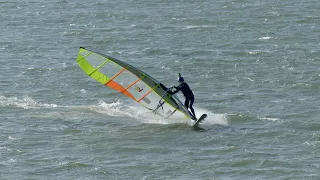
[{"left": 171, "top": 73, "right": 196, "bottom": 119}]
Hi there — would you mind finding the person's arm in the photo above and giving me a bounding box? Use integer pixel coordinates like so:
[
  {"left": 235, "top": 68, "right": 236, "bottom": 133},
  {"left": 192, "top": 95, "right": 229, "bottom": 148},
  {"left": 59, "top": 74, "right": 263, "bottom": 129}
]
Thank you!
[{"left": 172, "top": 86, "right": 180, "bottom": 94}]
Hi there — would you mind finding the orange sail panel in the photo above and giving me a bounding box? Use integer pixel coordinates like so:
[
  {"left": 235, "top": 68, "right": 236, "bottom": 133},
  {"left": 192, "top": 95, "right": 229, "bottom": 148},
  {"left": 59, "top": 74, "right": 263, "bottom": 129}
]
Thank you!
[{"left": 105, "top": 80, "right": 135, "bottom": 100}]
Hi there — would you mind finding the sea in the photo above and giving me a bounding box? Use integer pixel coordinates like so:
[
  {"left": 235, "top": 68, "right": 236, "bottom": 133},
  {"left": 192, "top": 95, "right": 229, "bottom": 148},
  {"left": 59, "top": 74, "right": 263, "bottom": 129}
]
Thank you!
[{"left": 1, "top": 0, "right": 319, "bottom": 179}]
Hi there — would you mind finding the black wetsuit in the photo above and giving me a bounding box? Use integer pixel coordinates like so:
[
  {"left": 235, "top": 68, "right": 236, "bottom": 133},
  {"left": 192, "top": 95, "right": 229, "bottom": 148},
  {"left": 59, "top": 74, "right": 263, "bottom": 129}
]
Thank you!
[{"left": 172, "top": 82, "right": 196, "bottom": 118}]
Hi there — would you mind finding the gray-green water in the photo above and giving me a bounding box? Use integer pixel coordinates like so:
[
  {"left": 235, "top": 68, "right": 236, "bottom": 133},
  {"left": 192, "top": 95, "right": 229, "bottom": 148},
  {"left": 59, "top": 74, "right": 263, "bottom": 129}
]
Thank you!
[{"left": 1, "top": 1, "right": 320, "bottom": 179}]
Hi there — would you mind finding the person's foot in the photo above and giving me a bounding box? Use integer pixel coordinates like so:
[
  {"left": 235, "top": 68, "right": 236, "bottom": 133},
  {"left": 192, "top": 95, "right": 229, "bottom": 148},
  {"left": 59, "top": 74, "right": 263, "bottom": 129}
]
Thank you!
[{"left": 188, "top": 112, "right": 197, "bottom": 120}]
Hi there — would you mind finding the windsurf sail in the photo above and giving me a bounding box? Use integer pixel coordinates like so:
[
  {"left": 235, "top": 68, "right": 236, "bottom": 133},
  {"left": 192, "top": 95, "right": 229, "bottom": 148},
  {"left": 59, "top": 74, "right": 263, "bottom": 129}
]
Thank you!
[{"left": 76, "top": 47, "right": 195, "bottom": 120}]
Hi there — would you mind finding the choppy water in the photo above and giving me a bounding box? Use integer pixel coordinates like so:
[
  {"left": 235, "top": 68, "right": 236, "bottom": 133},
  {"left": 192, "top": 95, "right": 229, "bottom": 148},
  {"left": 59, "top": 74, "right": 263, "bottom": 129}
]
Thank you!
[{"left": 1, "top": 0, "right": 320, "bottom": 179}]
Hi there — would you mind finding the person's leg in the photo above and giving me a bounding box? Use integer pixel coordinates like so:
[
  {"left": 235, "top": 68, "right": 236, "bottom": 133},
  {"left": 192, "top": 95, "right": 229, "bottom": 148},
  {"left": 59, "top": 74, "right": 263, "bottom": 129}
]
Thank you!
[
  {"left": 185, "top": 98, "right": 195, "bottom": 120},
  {"left": 189, "top": 96, "right": 196, "bottom": 118},
  {"left": 184, "top": 98, "right": 190, "bottom": 109}
]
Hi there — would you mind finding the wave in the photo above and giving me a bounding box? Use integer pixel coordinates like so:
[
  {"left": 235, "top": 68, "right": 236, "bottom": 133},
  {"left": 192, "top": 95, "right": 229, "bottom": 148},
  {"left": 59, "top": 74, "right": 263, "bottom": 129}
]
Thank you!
[
  {"left": 92, "top": 100, "right": 229, "bottom": 126},
  {"left": 0, "top": 95, "right": 57, "bottom": 109},
  {"left": 0, "top": 95, "right": 229, "bottom": 126}
]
